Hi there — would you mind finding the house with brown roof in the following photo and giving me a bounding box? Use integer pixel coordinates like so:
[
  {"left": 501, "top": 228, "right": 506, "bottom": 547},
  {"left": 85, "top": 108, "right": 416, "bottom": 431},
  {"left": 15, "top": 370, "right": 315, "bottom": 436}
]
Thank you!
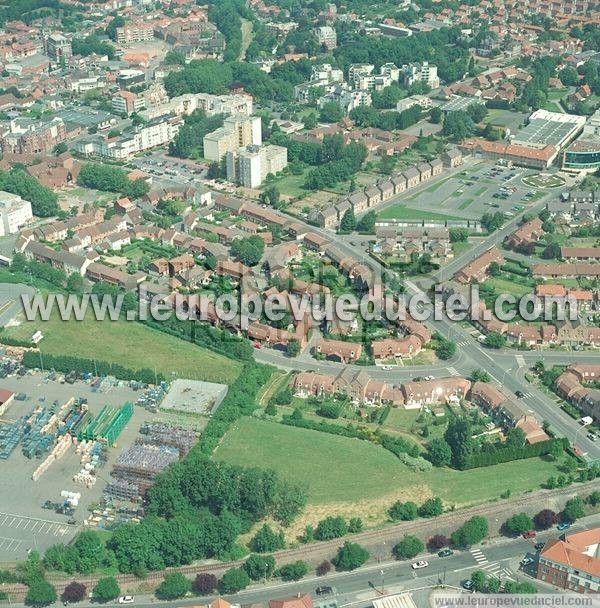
[
  {"left": 401, "top": 377, "right": 471, "bottom": 408},
  {"left": 537, "top": 527, "right": 600, "bottom": 593},
  {"left": 316, "top": 338, "right": 362, "bottom": 363},
  {"left": 270, "top": 593, "right": 313, "bottom": 608},
  {"left": 561, "top": 246, "right": 600, "bottom": 262},
  {"left": 504, "top": 217, "right": 544, "bottom": 252},
  {"left": 455, "top": 247, "right": 504, "bottom": 283},
  {"left": 371, "top": 335, "right": 422, "bottom": 360}
]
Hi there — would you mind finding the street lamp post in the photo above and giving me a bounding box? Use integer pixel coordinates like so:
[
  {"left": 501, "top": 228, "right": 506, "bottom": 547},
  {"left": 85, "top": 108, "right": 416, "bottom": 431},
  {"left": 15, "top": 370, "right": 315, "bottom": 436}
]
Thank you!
[{"left": 380, "top": 569, "right": 384, "bottom": 594}]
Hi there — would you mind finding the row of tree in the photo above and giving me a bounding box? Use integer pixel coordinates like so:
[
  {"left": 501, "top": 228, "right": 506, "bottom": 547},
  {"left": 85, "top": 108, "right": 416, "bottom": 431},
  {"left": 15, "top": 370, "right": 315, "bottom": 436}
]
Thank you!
[{"left": 77, "top": 163, "right": 150, "bottom": 199}]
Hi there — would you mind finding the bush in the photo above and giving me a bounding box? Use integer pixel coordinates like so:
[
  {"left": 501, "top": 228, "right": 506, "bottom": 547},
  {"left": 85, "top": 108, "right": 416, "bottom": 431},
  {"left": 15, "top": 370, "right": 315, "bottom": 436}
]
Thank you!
[
  {"left": 427, "top": 535, "right": 449, "bottom": 551},
  {"left": 251, "top": 524, "right": 285, "bottom": 553},
  {"left": 278, "top": 561, "right": 308, "bottom": 581},
  {"left": 534, "top": 509, "right": 557, "bottom": 530},
  {"left": 219, "top": 568, "right": 250, "bottom": 594},
  {"left": 193, "top": 573, "right": 217, "bottom": 595},
  {"left": 92, "top": 577, "right": 120, "bottom": 603},
  {"left": 315, "top": 516, "right": 348, "bottom": 540},
  {"left": 388, "top": 501, "right": 418, "bottom": 521},
  {"left": 61, "top": 582, "right": 86, "bottom": 603},
  {"left": 156, "top": 573, "right": 191, "bottom": 600},
  {"left": 503, "top": 513, "right": 534, "bottom": 536},
  {"left": 562, "top": 497, "right": 585, "bottom": 523},
  {"left": 451, "top": 516, "right": 488, "bottom": 548},
  {"left": 316, "top": 560, "right": 331, "bottom": 576},
  {"left": 333, "top": 542, "right": 369, "bottom": 571},
  {"left": 243, "top": 554, "right": 275, "bottom": 581},
  {"left": 418, "top": 497, "right": 443, "bottom": 518},
  {"left": 26, "top": 580, "right": 57, "bottom": 606},
  {"left": 393, "top": 536, "right": 424, "bottom": 560}
]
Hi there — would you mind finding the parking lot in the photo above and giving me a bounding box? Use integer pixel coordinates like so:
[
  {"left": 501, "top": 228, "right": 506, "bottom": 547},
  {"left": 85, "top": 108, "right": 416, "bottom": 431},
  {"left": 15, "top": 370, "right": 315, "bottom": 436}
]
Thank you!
[
  {"left": 0, "top": 371, "right": 158, "bottom": 560},
  {"left": 387, "top": 161, "right": 541, "bottom": 220}
]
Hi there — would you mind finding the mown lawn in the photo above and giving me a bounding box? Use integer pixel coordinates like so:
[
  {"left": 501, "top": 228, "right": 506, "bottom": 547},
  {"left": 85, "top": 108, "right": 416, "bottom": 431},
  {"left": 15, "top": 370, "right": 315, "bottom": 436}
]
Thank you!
[
  {"left": 214, "top": 417, "right": 561, "bottom": 507},
  {"left": 5, "top": 309, "right": 242, "bottom": 384}
]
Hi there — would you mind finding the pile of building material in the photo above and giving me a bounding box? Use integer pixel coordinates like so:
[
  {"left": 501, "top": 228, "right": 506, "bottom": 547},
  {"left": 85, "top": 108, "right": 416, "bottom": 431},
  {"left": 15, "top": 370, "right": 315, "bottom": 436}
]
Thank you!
[
  {"left": 32, "top": 434, "right": 72, "bottom": 481},
  {"left": 78, "top": 402, "right": 133, "bottom": 446},
  {"left": 138, "top": 423, "right": 196, "bottom": 457}
]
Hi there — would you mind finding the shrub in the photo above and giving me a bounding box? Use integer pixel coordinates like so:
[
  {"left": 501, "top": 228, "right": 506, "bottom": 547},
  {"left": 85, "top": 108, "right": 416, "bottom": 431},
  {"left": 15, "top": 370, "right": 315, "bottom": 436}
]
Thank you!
[
  {"left": 388, "top": 501, "right": 418, "bottom": 521},
  {"left": 243, "top": 554, "right": 275, "bottom": 581},
  {"left": 534, "top": 509, "right": 557, "bottom": 530},
  {"left": 316, "top": 560, "right": 331, "bottom": 576},
  {"left": 219, "top": 568, "right": 250, "bottom": 594},
  {"left": 278, "top": 561, "right": 308, "bottom": 581},
  {"left": 427, "top": 535, "right": 450, "bottom": 551},
  {"left": 61, "top": 583, "right": 86, "bottom": 603},
  {"left": 393, "top": 536, "right": 424, "bottom": 560},
  {"left": 333, "top": 542, "right": 369, "bottom": 571},
  {"left": 193, "top": 573, "right": 217, "bottom": 595},
  {"left": 156, "top": 573, "right": 191, "bottom": 600},
  {"left": 26, "top": 580, "right": 57, "bottom": 606},
  {"left": 92, "top": 577, "right": 120, "bottom": 603}
]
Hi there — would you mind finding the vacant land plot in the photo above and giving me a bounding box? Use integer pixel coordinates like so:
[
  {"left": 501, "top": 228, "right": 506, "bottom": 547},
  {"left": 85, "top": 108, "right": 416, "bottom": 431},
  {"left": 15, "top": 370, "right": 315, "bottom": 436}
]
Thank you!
[
  {"left": 5, "top": 310, "right": 241, "bottom": 384},
  {"left": 214, "top": 417, "right": 562, "bottom": 530},
  {"left": 378, "top": 204, "right": 464, "bottom": 221},
  {"left": 522, "top": 174, "right": 565, "bottom": 189}
]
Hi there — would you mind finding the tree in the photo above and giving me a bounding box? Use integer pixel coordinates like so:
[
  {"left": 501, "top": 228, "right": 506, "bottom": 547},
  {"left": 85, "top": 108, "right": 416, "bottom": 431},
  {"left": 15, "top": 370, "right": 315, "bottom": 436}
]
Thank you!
[
  {"left": 542, "top": 242, "right": 561, "bottom": 259},
  {"left": 156, "top": 573, "right": 191, "bottom": 600},
  {"left": 93, "top": 577, "right": 120, "bottom": 603},
  {"left": 534, "top": 509, "right": 557, "bottom": 530},
  {"left": 192, "top": 573, "right": 217, "bottom": 595},
  {"left": 61, "top": 582, "right": 86, "bottom": 604},
  {"left": 504, "top": 581, "right": 537, "bottom": 594},
  {"left": 506, "top": 427, "right": 526, "bottom": 448},
  {"left": 586, "top": 491, "right": 600, "bottom": 506},
  {"left": 488, "top": 261, "right": 501, "bottom": 277},
  {"left": 315, "top": 516, "right": 348, "bottom": 540},
  {"left": 449, "top": 228, "right": 469, "bottom": 243},
  {"left": 418, "top": 497, "right": 443, "bottom": 518},
  {"left": 470, "top": 369, "right": 491, "bottom": 382},
  {"left": 53, "top": 142, "right": 68, "bottom": 155},
  {"left": 357, "top": 210, "right": 376, "bottom": 234},
  {"left": 219, "top": 568, "right": 250, "bottom": 594},
  {"left": 333, "top": 542, "right": 369, "bottom": 571},
  {"left": 451, "top": 516, "right": 488, "bottom": 548},
  {"left": 444, "top": 417, "right": 474, "bottom": 470},
  {"left": 470, "top": 570, "right": 487, "bottom": 592},
  {"left": 484, "top": 331, "right": 507, "bottom": 349},
  {"left": 340, "top": 208, "right": 356, "bottom": 233},
  {"left": 426, "top": 438, "right": 452, "bottom": 467},
  {"left": 559, "top": 66, "right": 579, "bottom": 86},
  {"left": 442, "top": 110, "right": 475, "bottom": 141},
  {"left": 319, "top": 101, "right": 344, "bottom": 123},
  {"left": 430, "top": 107, "right": 443, "bottom": 124},
  {"left": 393, "top": 536, "right": 424, "bottom": 560},
  {"left": 316, "top": 560, "right": 331, "bottom": 576},
  {"left": 25, "top": 580, "right": 57, "bottom": 606},
  {"left": 0, "top": 169, "right": 60, "bottom": 217},
  {"left": 427, "top": 535, "right": 449, "bottom": 551},
  {"left": 243, "top": 554, "right": 275, "bottom": 581},
  {"left": 66, "top": 273, "right": 85, "bottom": 294},
  {"left": 287, "top": 339, "right": 300, "bottom": 357},
  {"left": 279, "top": 560, "right": 308, "bottom": 581},
  {"left": 389, "top": 501, "right": 418, "bottom": 521},
  {"left": 562, "top": 497, "right": 585, "bottom": 523},
  {"left": 503, "top": 513, "right": 534, "bottom": 536},
  {"left": 348, "top": 517, "right": 363, "bottom": 533},
  {"left": 487, "top": 576, "right": 501, "bottom": 593},
  {"left": 251, "top": 524, "right": 285, "bottom": 553},
  {"left": 435, "top": 338, "right": 456, "bottom": 360},
  {"left": 230, "top": 235, "right": 265, "bottom": 266},
  {"left": 481, "top": 211, "right": 505, "bottom": 233}
]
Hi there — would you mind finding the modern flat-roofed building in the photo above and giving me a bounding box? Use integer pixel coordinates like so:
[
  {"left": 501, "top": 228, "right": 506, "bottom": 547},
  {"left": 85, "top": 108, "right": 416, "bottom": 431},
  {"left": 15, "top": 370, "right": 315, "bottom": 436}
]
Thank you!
[
  {"left": 226, "top": 144, "right": 288, "bottom": 188},
  {"left": 0, "top": 191, "right": 32, "bottom": 236},
  {"left": 204, "top": 115, "right": 262, "bottom": 161}
]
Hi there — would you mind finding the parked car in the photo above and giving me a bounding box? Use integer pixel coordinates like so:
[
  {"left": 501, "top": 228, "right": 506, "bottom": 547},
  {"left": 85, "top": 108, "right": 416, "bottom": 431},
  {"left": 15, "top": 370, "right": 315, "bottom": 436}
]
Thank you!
[
  {"left": 534, "top": 542, "right": 545, "bottom": 551},
  {"left": 315, "top": 587, "right": 334, "bottom": 596},
  {"left": 522, "top": 530, "right": 536, "bottom": 539},
  {"left": 438, "top": 549, "right": 454, "bottom": 558},
  {"left": 118, "top": 597, "right": 134, "bottom": 604},
  {"left": 520, "top": 557, "right": 534, "bottom": 567},
  {"left": 462, "top": 580, "right": 474, "bottom": 590},
  {"left": 557, "top": 522, "right": 571, "bottom": 531},
  {"left": 411, "top": 560, "right": 429, "bottom": 569}
]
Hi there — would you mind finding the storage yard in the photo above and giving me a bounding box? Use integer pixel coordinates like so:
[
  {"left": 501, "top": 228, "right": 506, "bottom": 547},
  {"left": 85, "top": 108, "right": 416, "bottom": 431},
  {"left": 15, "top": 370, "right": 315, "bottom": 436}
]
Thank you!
[{"left": 0, "top": 365, "right": 208, "bottom": 560}]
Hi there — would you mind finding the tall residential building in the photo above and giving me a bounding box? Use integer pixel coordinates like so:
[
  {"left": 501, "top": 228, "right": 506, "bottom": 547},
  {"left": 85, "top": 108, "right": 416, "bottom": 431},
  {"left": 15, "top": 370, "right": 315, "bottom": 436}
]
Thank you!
[
  {"left": 140, "top": 92, "right": 253, "bottom": 121},
  {"left": 112, "top": 90, "right": 146, "bottom": 116},
  {"left": 315, "top": 26, "right": 337, "bottom": 50},
  {"left": 0, "top": 192, "right": 32, "bottom": 236},
  {"left": 114, "top": 22, "right": 154, "bottom": 44},
  {"left": 0, "top": 117, "right": 67, "bottom": 155},
  {"left": 45, "top": 33, "right": 72, "bottom": 61},
  {"left": 226, "top": 145, "right": 288, "bottom": 188},
  {"left": 402, "top": 62, "right": 440, "bottom": 89},
  {"left": 203, "top": 115, "right": 262, "bottom": 161}
]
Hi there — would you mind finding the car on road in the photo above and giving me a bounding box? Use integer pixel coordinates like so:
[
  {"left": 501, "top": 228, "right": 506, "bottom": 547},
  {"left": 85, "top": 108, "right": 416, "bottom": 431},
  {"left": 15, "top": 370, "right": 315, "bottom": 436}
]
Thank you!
[
  {"left": 515, "top": 391, "right": 525, "bottom": 398},
  {"left": 425, "top": 375, "right": 435, "bottom": 380},
  {"left": 438, "top": 549, "right": 454, "bottom": 558},
  {"left": 520, "top": 557, "right": 534, "bottom": 567},
  {"left": 315, "top": 586, "right": 334, "bottom": 596},
  {"left": 587, "top": 432, "right": 597, "bottom": 442},
  {"left": 462, "top": 580, "right": 474, "bottom": 590},
  {"left": 534, "top": 542, "right": 545, "bottom": 551},
  {"left": 118, "top": 597, "right": 135, "bottom": 604},
  {"left": 522, "top": 530, "right": 536, "bottom": 539},
  {"left": 557, "top": 522, "right": 571, "bottom": 531},
  {"left": 411, "top": 560, "right": 429, "bottom": 569},
  {"left": 382, "top": 365, "right": 393, "bottom": 371}
]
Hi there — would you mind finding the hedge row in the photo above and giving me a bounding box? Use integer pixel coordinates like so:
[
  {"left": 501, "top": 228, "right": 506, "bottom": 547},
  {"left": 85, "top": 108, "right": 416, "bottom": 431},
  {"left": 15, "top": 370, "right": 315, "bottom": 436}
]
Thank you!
[
  {"left": 463, "top": 438, "right": 567, "bottom": 469},
  {"left": 280, "top": 415, "right": 421, "bottom": 459},
  {"left": 21, "top": 351, "right": 165, "bottom": 385}
]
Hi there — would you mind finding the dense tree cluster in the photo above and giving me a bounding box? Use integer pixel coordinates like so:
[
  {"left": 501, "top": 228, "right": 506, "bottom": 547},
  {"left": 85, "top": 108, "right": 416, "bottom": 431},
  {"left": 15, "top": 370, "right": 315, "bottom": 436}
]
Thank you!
[
  {"left": 71, "top": 35, "right": 115, "bottom": 60},
  {"left": 349, "top": 105, "right": 421, "bottom": 131},
  {"left": 231, "top": 235, "right": 265, "bottom": 266},
  {"left": 169, "top": 110, "right": 225, "bottom": 159},
  {"left": 0, "top": 169, "right": 60, "bottom": 217},
  {"left": 77, "top": 164, "right": 149, "bottom": 199}
]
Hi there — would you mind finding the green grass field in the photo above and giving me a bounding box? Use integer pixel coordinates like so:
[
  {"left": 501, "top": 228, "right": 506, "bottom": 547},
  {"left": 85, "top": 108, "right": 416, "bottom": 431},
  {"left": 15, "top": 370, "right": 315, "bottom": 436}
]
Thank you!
[
  {"left": 6, "top": 309, "right": 242, "bottom": 384},
  {"left": 486, "top": 277, "right": 533, "bottom": 298},
  {"left": 378, "top": 204, "right": 464, "bottom": 222},
  {"left": 214, "top": 417, "right": 561, "bottom": 507}
]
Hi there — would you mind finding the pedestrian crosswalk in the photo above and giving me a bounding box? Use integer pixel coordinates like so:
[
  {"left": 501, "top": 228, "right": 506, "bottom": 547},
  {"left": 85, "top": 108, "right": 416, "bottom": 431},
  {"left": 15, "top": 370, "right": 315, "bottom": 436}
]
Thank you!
[
  {"left": 516, "top": 391, "right": 535, "bottom": 399},
  {"left": 482, "top": 562, "right": 516, "bottom": 582},
  {"left": 515, "top": 354, "right": 526, "bottom": 367},
  {"left": 470, "top": 548, "right": 488, "bottom": 565},
  {"left": 456, "top": 340, "right": 469, "bottom": 347},
  {"left": 447, "top": 367, "right": 460, "bottom": 376}
]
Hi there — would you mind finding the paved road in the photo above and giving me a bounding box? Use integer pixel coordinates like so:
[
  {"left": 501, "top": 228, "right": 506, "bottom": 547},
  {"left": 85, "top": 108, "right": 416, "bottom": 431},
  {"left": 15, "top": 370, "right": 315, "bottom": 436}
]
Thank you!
[{"left": 8, "top": 514, "right": 599, "bottom": 608}]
